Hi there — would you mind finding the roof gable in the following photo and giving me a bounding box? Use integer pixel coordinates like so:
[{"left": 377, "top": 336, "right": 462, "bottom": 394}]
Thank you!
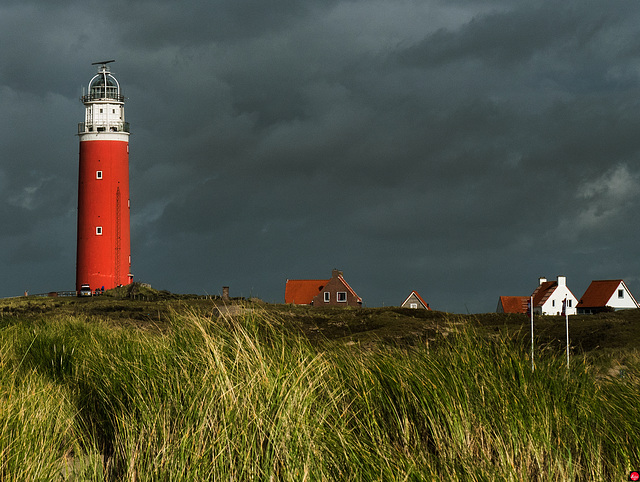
[
  {"left": 285, "top": 279, "right": 328, "bottom": 304},
  {"left": 577, "top": 279, "right": 633, "bottom": 308},
  {"left": 310, "top": 274, "right": 363, "bottom": 306},
  {"left": 329, "top": 275, "right": 362, "bottom": 302},
  {"left": 402, "top": 291, "right": 430, "bottom": 309}
]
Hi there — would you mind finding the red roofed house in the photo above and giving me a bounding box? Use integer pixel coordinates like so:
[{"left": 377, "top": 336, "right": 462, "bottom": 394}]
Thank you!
[
  {"left": 576, "top": 280, "right": 640, "bottom": 314},
  {"left": 285, "top": 269, "right": 362, "bottom": 307},
  {"left": 531, "top": 275, "right": 578, "bottom": 316},
  {"left": 401, "top": 291, "right": 431, "bottom": 310},
  {"left": 496, "top": 296, "right": 529, "bottom": 314}
]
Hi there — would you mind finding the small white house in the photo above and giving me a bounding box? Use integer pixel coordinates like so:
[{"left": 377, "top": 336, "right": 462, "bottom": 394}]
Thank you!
[
  {"left": 531, "top": 276, "right": 578, "bottom": 316},
  {"left": 577, "top": 280, "right": 640, "bottom": 314}
]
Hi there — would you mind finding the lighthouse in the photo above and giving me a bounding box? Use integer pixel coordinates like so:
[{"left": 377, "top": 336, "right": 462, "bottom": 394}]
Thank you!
[{"left": 76, "top": 60, "right": 132, "bottom": 292}]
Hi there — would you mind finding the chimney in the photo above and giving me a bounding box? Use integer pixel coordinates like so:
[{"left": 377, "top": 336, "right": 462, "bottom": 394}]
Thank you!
[
  {"left": 539, "top": 277, "right": 547, "bottom": 286},
  {"left": 557, "top": 275, "right": 566, "bottom": 287},
  {"left": 332, "top": 269, "right": 343, "bottom": 278},
  {"left": 222, "top": 286, "right": 230, "bottom": 301}
]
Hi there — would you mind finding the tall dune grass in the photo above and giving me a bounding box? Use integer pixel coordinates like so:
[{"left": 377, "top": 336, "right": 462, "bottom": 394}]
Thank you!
[
  {"left": 0, "top": 321, "right": 102, "bottom": 480},
  {"left": 331, "top": 329, "right": 639, "bottom": 480},
  {"left": 0, "top": 309, "right": 638, "bottom": 480}
]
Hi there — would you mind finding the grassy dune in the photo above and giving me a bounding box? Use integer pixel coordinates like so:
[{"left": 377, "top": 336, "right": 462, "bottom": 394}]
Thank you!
[{"left": 0, "top": 294, "right": 638, "bottom": 480}]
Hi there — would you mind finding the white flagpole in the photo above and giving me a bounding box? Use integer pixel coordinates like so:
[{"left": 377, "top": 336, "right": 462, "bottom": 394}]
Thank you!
[
  {"left": 530, "top": 296, "right": 534, "bottom": 371},
  {"left": 564, "top": 298, "right": 569, "bottom": 369}
]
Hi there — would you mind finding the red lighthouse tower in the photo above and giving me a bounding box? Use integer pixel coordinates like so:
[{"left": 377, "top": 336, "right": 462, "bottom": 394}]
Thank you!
[{"left": 76, "top": 60, "right": 132, "bottom": 292}]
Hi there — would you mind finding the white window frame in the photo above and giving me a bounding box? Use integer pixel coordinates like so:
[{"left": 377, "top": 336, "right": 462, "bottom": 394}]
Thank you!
[
  {"left": 323, "top": 292, "right": 330, "bottom": 302},
  {"left": 96, "top": 170, "right": 103, "bottom": 179},
  {"left": 96, "top": 226, "right": 102, "bottom": 235},
  {"left": 337, "top": 291, "right": 347, "bottom": 302},
  {"left": 618, "top": 289, "right": 624, "bottom": 299},
  {"left": 410, "top": 303, "right": 418, "bottom": 309}
]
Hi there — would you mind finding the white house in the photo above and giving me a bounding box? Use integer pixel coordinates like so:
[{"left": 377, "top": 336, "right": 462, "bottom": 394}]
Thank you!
[
  {"left": 576, "top": 280, "right": 640, "bottom": 314},
  {"left": 531, "top": 276, "right": 578, "bottom": 316}
]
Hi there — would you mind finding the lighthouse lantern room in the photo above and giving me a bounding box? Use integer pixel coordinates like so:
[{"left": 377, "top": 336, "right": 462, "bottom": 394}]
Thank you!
[{"left": 76, "top": 60, "right": 132, "bottom": 292}]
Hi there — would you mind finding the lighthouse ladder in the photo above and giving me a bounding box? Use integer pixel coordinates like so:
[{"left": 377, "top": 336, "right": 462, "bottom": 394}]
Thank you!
[{"left": 115, "top": 187, "right": 121, "bottom": 285}]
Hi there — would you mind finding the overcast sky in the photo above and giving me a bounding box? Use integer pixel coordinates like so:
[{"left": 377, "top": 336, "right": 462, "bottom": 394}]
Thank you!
[{"left": 2, "top": 0, "right": 640, "bottom": 312}]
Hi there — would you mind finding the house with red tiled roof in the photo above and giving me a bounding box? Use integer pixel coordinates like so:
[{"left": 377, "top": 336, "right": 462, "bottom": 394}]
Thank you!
[
  {"left": 285, "top": 269, "right": 362, "bottom": 307},
  {"left": 531, "top": 276, "right": 578, "bottom": 315},
  {"left": 496, "top": 296, "right": 529, "bottom": 314},
  {"left": 576, "top": 280, "right": 640, "bottom": 314},
  {"left": 401, "top": 291, "right": 431, "bottom": 310}
]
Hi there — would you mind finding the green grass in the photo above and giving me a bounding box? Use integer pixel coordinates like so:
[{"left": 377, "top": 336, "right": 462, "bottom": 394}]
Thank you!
[{"left": 0, "top": 297, "right": 638, "bottom": 479}]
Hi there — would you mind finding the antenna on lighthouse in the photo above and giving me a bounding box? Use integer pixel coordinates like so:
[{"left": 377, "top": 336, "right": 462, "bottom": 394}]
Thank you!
[{"left": 92, "top": 59, "right": 116, "bottom": 66}]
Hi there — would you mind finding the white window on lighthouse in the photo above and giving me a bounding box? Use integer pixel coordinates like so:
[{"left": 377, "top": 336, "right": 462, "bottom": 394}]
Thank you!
[
  {"left": 96, "top": 226, "right": 103, "bottom": 235},
  {"left": 96, "top": 171, "right": 103, "bottom": 179}
]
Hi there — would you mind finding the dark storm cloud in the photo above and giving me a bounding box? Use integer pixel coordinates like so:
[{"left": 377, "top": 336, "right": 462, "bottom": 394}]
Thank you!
[
  {"left": 399, "top": 2, "right": 613, "bottom": 68},
  {"left": 111, "top": 0, "right": 341, "bottom": 46},
  {"left": 2, "top": 0, "right": 640, "bottom": 311}
]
